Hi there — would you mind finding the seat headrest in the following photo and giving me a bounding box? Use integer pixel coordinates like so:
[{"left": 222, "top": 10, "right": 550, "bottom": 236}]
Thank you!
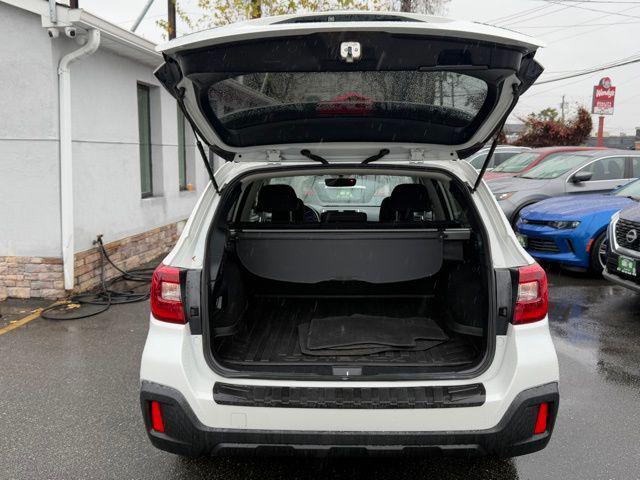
[
  {"left": 255, "top": 185, "right": 300, "bottom": 212},
  {"left": 389, "top": 184, "right": 431, "bottom": 211}
]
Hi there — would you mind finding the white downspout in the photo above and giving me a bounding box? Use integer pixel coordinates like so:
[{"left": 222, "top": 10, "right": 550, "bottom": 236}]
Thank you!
[{"left": 58, "top": 28, "right": 101, "bottom": 290}]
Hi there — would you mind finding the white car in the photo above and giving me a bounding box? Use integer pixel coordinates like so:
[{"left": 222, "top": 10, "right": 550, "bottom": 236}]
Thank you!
[
  {"left": 140, "top": 11, "right": 559, "bottom": 458},
  {"left": 466, "top": 145, "right": 532, "bottom": 170}
]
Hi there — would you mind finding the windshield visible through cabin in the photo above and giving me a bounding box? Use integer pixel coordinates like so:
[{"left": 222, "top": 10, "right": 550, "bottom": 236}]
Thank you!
[
  {"left": 615, "top": 179, "right": 640, "bottom": 199},
  {"left": 519, "top": 154, "right": 590, "bottom": 180},
  {"left": 492, "top": 152, "right": 540, "bottom": 173}
]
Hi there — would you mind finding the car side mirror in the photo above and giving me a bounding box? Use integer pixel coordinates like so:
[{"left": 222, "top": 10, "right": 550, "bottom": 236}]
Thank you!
[{"left": 571, "top": 171, "right": 593, "bottom": 183}]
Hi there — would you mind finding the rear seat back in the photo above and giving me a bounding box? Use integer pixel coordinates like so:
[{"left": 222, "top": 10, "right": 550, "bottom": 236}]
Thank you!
[
  {"left": 255, "top": 185, "right": 304, "bottom": 223},
  {"left": 379, "top": 184, "right": 432, "bottom": 222}
]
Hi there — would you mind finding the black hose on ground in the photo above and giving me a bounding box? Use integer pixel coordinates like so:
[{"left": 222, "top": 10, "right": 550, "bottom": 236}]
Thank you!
[{"left": 40, "top": 236, "right": 155, "bottom": 321}]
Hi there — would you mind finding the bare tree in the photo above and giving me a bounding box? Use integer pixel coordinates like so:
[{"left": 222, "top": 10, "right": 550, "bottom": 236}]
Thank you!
[
  {"left": 250, "top": 0, "right": 262, "bottom": 18},
  {"left": 398, "top": 0, "right": 449, "bottom": 14},
  {"left": 160, "top": 0, "right": 451, "bottom": 35}
]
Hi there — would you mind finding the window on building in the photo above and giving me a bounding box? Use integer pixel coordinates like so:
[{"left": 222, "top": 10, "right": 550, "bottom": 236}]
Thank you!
[
  {"left": 177, "top": 107, "right": 187, "bottom": 190},
  {"left": 137, "top": 84, "right": 153, "bottom": 197}
]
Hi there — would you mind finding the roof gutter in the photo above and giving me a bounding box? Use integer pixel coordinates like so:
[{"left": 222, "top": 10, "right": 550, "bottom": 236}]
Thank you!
[{"left": 57, "top": 28, "right": 101, "bottom": 290}]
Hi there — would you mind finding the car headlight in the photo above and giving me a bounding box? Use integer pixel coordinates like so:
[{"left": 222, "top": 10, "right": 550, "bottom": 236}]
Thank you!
[
  {"left": 549, "top": 220, "right": 581, "bottom": 229},
  {"left": 495, "top": 191, "right": 515, "bottom": 201}
]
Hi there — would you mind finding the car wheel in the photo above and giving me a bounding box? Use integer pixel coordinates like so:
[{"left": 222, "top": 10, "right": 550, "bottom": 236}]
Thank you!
[{"left": 589, "top": 232, "right": 607, "bottom": 274}]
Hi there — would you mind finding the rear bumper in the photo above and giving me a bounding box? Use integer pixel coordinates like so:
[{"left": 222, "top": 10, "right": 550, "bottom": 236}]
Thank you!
[{"left": 141, "top": 381, "right": 559, "bottom": 458}]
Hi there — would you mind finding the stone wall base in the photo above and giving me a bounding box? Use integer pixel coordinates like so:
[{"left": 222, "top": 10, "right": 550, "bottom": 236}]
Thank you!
[
  {"left": 0, "top": 221, "right": 183, "bottom": 301},
  {"left": 0, "top": 257, "right": 64, "bottom": 300}
]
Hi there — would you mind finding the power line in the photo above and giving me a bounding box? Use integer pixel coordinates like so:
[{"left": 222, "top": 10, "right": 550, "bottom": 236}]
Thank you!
[
  {"left": 486, "top": 4, "right": 553, "bottom": 24},
  {"left": 541, "top": 0, "right": 640, "bottom": 19},
  {"left": 502, "top": 4, "right": 577, "bottom": 25},
  {"left": 534, "top": 54, "right": 640, "bottom": 85},
  {"left": 530, "top": 52, "right": 640, "bottom": 92},
  {"left": 527, "top": 75, "right": 599, "bottom": 98},
  {"left": 515, "top": 20, "right": 640, "bottom": 26},
  {"left": 536, "top": 3, "right": 640, "bottom": 44},
  {"left": 546, "top": 0, "right": 640, "bottom": 3}
]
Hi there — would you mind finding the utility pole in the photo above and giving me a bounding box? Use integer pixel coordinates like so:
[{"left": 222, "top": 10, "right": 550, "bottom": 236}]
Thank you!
[
  {"left": 131, "top": 0, "right": 156, "bottom": 32},
  {"left": 597, "top": 116, "right": 605, "bottom": 147},
  {"left": 167, "top": 0, "right": 176, "bottom": 40},
  {"left": 560, "top": 94, "right": 566, "bottom": 123}
]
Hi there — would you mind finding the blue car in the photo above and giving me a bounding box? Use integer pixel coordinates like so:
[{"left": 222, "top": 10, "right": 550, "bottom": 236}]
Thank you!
[{"left": 515, "top": 180, "right": 640, "bottom": 272}]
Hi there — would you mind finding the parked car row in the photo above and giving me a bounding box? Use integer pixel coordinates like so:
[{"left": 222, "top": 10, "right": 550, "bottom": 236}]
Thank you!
[
  {"left": 477, "top": 146, "right": 640, "bottom": 291},
  {"left": 466, "top": 145, "right": 531, "bottom": 170}
]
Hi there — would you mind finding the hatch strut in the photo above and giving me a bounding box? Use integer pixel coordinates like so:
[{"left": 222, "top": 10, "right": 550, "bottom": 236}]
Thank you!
[
  {"left": 193, "top": 127, "right": 220, "bottom": 193},
  {"left": 176, "top": 97, "right": 220, "bottom": 193},
  {"left": 472, "top": 129, "right": 502, "bottom": 193},
  {"left": 472, "top": 83, "right": 521, "bottom": 193}
]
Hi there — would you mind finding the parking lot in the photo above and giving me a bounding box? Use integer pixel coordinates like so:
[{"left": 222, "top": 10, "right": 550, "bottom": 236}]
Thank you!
[{"left": 0, "top": 269, "right": 639, "bottom": 480}]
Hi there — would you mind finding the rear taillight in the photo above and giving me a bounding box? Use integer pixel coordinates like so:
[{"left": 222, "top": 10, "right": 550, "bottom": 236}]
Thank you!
[
  {"left": 150, "top": 264, "right": 185, "bottom": 323},
  {"left": 534, "top": 402, "right": 549, "bottom": 435},
  {"left": 150, "top": 400, "right": 165, "bottom": 433},
  {"left": 513, "top": 263, "right": 548, "bottom": 324}
]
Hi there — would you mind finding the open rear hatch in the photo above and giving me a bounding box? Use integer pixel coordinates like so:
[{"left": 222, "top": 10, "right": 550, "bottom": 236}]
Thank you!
[
  {"left": 155, "top": 11, "right": 543, "bottom": 167},
  {"left": 153, "top": 12, "right": 539, "bottom": 380}
]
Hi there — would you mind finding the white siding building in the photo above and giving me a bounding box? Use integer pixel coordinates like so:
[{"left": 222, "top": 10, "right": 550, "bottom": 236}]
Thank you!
[{"left": 0, "top": 0, "right": 208, "bottom": 299}]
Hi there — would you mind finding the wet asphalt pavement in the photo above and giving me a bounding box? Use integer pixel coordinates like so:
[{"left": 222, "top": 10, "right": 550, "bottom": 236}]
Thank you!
[{"left": 1, "top": 270, "right": 640, "bottom": 480}]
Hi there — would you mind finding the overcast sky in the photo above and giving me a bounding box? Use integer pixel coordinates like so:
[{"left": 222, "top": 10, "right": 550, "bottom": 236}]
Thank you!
[{"left": 80, "top": 0, "right": 640, "bottom": 134}]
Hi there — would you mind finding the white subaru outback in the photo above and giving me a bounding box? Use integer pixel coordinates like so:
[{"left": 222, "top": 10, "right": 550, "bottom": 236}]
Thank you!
[{"left": 140, "top": 11, "right": 559, "bottom": 458}]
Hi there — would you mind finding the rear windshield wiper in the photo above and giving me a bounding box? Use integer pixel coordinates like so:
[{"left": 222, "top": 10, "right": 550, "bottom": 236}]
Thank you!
[
  {"left": 300, "top": 149, "right": 329, "bottom": 164},
  {"left": 362, "top": 149, "right": 390, "bottom": 164},
  {"left": 300, "top": 148, "right": 391, "bottom": 164}
]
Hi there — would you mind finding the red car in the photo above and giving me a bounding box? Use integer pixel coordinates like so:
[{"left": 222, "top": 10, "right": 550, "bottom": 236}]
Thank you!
[{"left": 483, "top": 146, "right": 608, "bottom": 181}]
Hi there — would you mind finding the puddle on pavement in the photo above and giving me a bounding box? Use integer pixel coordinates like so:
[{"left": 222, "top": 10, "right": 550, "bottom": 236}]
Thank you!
[{"left": 547, "top": 268, "right": 640, "bottom": 387}]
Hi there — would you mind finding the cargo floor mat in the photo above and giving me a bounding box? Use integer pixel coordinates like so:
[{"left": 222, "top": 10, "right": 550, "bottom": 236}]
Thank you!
[
  {"left": 298, "top": 323, "right": 445, "bottom": 356},
  {"left": 305, "top": 314, "right": 448, "bottom": 350},
  {"left": 215, "top": 298, "right": 479, "bottom": 367}
]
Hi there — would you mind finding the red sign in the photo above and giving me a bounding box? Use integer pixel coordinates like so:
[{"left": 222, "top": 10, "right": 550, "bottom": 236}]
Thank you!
[
  {"left": 316, "top": 92, "right": 373, "bottom": 116},
  {"left": 592, "top": 77, "right": 616, "bottom": 115}
]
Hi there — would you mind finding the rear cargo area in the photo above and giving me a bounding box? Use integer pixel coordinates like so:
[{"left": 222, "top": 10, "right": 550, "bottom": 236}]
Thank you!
[
  {"left": 204, "top": 169, "right": 492, "bottom": 378},
  {"left": 217, "top": 296, "right": 481, "bottom": 370}
]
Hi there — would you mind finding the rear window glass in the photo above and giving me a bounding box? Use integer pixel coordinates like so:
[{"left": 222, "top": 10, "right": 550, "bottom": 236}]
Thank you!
[
  {"left": 615, "top": 178, "right": 640, "bottom": 199},
  {"left": 492, "top": 152, "right": 540, "bottom": 173},
  {"left": 269, "top": 174, "right": 413, "bottom": 208},
  {"left": 468, "top": 152, "right": 488, "bottom": 169},
  {"left": 519, "top": 154, "right": 590, "bottom": 180},
  {"left": 205, "top": 71, "right": 488, "bottom": 146}
]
